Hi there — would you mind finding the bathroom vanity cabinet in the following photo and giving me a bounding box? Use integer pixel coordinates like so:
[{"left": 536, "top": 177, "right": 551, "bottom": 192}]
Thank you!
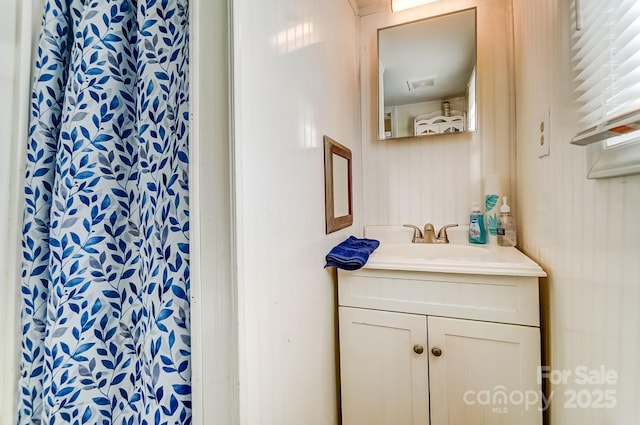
[{"left": 337, "top": 268, "right": 543, "bottom": 425}]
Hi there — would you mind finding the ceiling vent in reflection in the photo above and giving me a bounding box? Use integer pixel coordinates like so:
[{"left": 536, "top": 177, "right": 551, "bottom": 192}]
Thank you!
[{"left": 406, "top": 76, "right": 436, "bottom": 91}]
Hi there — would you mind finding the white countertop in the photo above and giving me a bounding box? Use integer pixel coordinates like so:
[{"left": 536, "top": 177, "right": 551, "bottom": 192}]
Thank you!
[{"left": 363, "top": 225, "right": 547, "bottom": 277}]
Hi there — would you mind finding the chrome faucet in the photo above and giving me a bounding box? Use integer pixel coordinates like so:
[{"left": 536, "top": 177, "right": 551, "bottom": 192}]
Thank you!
[{"left": 403, "top": 223, "right": 458, "bottom": 243}]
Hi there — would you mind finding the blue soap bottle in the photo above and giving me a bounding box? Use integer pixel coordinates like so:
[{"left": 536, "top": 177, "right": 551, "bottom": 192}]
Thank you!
[{"left": 469, "top": 202, "right": 487, "bottom": 244}]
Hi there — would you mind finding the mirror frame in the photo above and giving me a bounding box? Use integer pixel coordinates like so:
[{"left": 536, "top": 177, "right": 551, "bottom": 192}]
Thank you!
[
  {"left": 324, "top": 135, "right": 353, "bottom": 233},
  {"left": 377, "top": 8, "right": 477, "bottom": 140}
]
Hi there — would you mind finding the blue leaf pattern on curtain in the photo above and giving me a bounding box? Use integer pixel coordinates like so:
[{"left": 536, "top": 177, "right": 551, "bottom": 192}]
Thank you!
[{"left": 18, "top": 0, "right": 190, "bottom": 424}]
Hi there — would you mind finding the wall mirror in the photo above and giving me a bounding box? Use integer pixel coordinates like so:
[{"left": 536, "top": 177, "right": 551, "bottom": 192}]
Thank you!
[
  {"left": 324, "top": 136, "right": 353, "bottom": 233},
  {"left": 378, "top": 8, "right": 477, "bottom": 140}
]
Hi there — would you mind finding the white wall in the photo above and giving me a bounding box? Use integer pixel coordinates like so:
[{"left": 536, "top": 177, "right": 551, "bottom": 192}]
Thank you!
[
  {"left": 232, "top": 0, "right": 361, "bottom": 423},
  {"left": 0, "top": 0, "right": 38, "bottom": 424},
  {"left": 513, "top": 1, "right": 640, "bottom": 424},
  {"left": 360, "top": 0, "right": 515, "bottom": 230},
  {"left": 189, "top": 0, "right": 239, "bottom": 423},
  {"left": 0, "top": 6, "right": 19, "bottom": 421}
]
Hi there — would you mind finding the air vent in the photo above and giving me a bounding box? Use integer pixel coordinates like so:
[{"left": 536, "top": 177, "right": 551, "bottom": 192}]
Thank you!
[{"left": 407, "top": 77, "right": 436, "bottom": 91}]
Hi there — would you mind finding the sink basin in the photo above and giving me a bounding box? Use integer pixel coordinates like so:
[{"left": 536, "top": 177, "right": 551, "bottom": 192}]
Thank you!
[{"left": 374, "top": 243, "right": 489, "bottom": 260}]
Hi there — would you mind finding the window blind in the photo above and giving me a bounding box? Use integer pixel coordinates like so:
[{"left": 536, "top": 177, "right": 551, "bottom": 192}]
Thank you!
[{"left": 572, "top": 0, "right": 640, "bottom": 130}]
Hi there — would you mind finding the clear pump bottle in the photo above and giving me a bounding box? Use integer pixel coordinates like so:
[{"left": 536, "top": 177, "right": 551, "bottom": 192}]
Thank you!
[{"left": 497, "top": 196, "right": 516, "bottom": 247}]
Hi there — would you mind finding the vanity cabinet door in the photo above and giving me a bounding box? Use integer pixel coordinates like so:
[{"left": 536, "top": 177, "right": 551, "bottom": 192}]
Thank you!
[
  {"left": 428, "top": 316, "right": 542, "bottom": 425},
  {"left": 339, "top": 307, "right": 429, "bottom": 425}
]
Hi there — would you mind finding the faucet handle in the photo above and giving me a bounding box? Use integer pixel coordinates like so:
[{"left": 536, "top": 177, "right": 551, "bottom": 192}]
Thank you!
[
  {"left": 403, "top": 224, "right": 423, "bottom": 243},
  {"left": 436, "top": 224, "right": 459, "bottom": 243}
]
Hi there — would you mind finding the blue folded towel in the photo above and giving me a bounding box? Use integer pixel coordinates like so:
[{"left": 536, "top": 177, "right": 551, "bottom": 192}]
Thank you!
[{"left": 325, "top": 236, "right": 380, "bottom": 270}]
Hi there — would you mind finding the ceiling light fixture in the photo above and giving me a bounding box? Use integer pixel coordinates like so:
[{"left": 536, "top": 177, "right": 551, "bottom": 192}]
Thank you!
[{"left": 391, "top": 0, "right": 440, "bottom": 12}]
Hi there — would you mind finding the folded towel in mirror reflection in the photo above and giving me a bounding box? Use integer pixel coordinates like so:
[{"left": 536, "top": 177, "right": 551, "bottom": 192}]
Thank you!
[{"left": 325, "top": 236, "right": 380, "bottom": 270}]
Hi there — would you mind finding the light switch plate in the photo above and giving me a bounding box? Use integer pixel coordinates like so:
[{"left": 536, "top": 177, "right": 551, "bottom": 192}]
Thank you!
[{"left": 538, "top": 107, "right": 550, "bottom": 158}]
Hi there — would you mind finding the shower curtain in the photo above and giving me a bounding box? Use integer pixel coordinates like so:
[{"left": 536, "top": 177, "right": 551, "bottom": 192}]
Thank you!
[{"left": 18, "top": 0, "right": 191, "bottom": 424}]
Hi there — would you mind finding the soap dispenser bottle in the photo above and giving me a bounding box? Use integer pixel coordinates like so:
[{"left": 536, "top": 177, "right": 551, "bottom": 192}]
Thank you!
[
  {"left": 468, "top": 202, "right": 487, "bottom": 244},
  {"left": 497, "top": 196, "right": 517, "bottom": 247}
]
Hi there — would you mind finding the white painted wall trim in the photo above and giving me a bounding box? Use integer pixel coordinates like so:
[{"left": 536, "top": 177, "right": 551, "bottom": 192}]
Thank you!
[
  {"left": 0, "top": 0, "right": 38, "bottom": 423},
  {"left": 189, "top": 0, "right": 239, "bottom": 423}
]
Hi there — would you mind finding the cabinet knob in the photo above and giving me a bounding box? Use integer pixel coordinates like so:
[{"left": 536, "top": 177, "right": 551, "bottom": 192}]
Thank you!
[
  {"left": 431, "top": 347, "right": 443, "bottom": 357},
  {"left": 413, "top": 344, "right": 424, "bottom": 354}
]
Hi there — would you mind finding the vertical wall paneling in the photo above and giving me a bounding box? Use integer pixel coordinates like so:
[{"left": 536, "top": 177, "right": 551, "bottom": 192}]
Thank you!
[
  {"left": 232, "top": 0, "right": 361, "bottom": 423},
  {"left": 359, "top": 0, "right": 515, "bottom": 229},
  {"left": 513, "top": 0, "right": 640, "bottom": 423}
]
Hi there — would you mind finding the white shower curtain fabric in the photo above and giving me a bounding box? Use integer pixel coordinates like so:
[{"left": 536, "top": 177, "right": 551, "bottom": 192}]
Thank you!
[{"left": 18, "top": 0, "right": 191, "bottom": 424}]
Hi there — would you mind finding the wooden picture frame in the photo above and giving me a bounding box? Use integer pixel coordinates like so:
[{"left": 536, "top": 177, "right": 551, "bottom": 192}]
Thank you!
[{"left": 324, "top": 135, "right": 353, "bottom": 233}]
